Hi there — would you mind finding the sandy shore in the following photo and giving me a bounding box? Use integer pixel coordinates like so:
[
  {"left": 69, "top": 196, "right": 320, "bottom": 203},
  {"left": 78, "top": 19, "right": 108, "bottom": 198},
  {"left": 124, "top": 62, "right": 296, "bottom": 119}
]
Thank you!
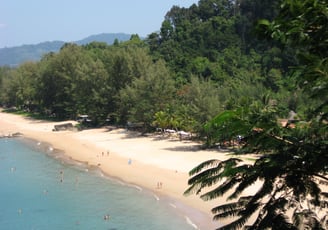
[{"left": 0, "top": 110, "right": 239, "bottom": 229}]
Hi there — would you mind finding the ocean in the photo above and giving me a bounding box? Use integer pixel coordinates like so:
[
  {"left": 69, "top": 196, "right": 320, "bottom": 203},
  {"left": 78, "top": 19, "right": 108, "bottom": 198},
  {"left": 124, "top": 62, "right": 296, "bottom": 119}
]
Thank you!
[{"left": 0, "top": 138, "right": 200, "bottom": 230}]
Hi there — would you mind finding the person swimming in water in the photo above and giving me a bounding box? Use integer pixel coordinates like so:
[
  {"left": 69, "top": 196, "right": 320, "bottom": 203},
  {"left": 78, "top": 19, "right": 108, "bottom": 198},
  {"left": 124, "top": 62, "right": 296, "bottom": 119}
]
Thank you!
[{"left": 103, "top": 214, "right": 111, "bottom": 220}]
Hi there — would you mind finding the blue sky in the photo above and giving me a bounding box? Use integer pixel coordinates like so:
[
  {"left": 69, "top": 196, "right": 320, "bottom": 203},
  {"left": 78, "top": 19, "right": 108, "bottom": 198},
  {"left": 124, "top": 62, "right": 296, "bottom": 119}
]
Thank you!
[{"left": 0, "top": 0, "right": 198, "bottom": 48}]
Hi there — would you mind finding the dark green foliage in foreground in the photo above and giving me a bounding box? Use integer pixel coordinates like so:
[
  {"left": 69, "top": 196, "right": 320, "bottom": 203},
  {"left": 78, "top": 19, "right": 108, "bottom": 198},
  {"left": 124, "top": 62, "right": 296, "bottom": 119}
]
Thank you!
[{"left": 185, "top": 0, "right": 328, "bottom": 229}]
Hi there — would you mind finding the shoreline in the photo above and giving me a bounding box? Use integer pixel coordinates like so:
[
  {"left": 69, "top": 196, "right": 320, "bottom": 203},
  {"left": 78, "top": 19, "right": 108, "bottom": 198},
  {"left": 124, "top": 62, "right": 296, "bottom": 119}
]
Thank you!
[
  {"left": 20, "top": 136, "right": 212, "bottom": 229},
  {"left": 21, "top": 135, "right": 216, "bottom": 224},
  {"left": 0, "top": 110, "right": 235, "bottom": 229}
]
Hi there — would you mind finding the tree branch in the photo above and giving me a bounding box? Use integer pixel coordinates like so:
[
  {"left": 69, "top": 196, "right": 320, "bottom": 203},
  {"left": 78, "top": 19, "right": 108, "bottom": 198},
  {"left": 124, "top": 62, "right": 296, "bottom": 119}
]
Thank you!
[{"left": 314, "top": 174, "right": 328, "bottom": 182}]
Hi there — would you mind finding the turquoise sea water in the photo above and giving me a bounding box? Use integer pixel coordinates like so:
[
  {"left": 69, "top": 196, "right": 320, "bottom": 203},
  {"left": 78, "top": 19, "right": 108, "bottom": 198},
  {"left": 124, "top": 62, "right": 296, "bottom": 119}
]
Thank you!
[{"left": 0, "top": 138, "right": 201, "bottom": 230}]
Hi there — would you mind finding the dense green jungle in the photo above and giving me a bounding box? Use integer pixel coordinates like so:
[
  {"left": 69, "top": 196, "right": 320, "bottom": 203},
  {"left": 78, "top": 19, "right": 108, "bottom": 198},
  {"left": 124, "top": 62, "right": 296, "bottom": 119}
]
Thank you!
[
  {"left": 0, "top": 0, "right": 327, "bottom": 229},
  {"left": 0, "top": 0, "right": 297, "bottom": 134}
]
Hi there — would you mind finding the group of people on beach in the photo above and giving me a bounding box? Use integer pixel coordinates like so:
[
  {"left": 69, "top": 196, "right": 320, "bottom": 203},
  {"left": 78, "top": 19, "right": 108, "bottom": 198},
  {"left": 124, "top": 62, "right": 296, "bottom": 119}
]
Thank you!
[
  {"left": 101, "top": 151, "right": 110, "bottom": 157},
  {"left": 156, "top": 182, "right": 163, "bottom": 189}
]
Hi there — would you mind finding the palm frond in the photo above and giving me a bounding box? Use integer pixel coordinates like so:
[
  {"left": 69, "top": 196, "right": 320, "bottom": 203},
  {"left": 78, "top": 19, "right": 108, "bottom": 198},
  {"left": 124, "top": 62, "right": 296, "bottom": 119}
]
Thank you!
[
  {"left": 259, "top": 213, "right": 296, "bottom": 230},
  {"left": 321, "top": 192, "right": 328, "bottom": 198},
  {"left": 213, "top": 206, "right": 245, "bottom": 219},
  {"left": 187, "top": 164, "right": 221, "bottom": 185},
  {"left": 204, "top": 110, "right": 240, "bottom": 131},
  {"left": 188, "top": 159, "right": 221, "bottom": 176},
  {"left": 212, "top": 196, "right": 252, "bottom": 215},
  {"left": 220, "top": 164, "right": 252, "bottom": 178},
  {"left": 306, "top": 179, "right": 322, "bottom": 206},
  {"left": 200, "top": 177, "right": 240, "bottom": 201},
  {"left": 183, "top": 184, "right": 199, "bottom": 196},
  {"left": 185, "top": 158, "right": 242, "bottom": 196},
  {"left": 248, "top": 180, "right": 274, "bottom": 205},
  {"left": 217, "top": 218, "right": 249, "bottom": 230},
  {"left": 211, "top": 196, "right": 260, "bottom": 230},
  {"left": 237, "top": 199, "right": 261, "bottom": 217},
  {"left": 292, "top": 209, "right": 323, "bottom": 230},
  {"left": 228, "top": 169, "right": 259, "bottom": 200},
  {"left": 251, "top": 195, "right": 290, "bottom": 229},
  {"left": 292, "top": 209, "right": 302, "bottom": 229},
  {"left": 217, "top": 201, "right": 259, "bottom": 230},
  {"left": 185, "top": 170, "right": 225, "bottom": 196}
]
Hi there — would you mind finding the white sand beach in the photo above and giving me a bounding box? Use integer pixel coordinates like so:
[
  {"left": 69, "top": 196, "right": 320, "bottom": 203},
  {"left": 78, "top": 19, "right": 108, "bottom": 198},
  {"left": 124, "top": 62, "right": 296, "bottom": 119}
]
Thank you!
[{"left": 0, "top": 110, "right": 240, "bottom": 229}]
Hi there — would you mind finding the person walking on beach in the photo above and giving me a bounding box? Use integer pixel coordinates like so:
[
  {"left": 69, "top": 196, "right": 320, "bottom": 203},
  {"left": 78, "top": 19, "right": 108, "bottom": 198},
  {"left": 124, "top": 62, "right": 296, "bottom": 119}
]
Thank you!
[
  {"left": 157, "top": 182, "right": 163, "bottom": 189},
  {"left": 59, "top": 170, "right": 64, "bottom": 182}
]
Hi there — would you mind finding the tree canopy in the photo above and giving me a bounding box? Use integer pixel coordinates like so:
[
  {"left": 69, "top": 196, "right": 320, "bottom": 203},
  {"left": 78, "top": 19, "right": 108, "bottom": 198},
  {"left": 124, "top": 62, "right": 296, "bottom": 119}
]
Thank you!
[{"left": 0, "top": 1, "right": 295, "bottom": 132}]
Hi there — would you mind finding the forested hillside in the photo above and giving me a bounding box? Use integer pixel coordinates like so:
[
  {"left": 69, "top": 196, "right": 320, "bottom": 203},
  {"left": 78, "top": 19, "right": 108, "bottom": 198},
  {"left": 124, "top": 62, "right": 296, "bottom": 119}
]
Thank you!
[
  {"left": 0, "top": 33, "right": 132, "bottom": 67},
  {"left": 0, "top": 41, "right": 65, "bottom": 67},
  {"left": 0, "top": 0, "right": 327, "bottom": 229},
  {"left": 0, "top": 0, "right": 299, "bottom": 133}
]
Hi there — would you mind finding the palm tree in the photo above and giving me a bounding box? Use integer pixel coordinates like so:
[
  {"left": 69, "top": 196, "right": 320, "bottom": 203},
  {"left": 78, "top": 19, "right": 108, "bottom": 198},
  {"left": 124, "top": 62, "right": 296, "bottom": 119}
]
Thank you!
[
  {"left": 185, "top": 0, "right": 328, "bottom": 229},
  {"left": 185, "top": 105, "right": 328, "bottom": 229}
]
